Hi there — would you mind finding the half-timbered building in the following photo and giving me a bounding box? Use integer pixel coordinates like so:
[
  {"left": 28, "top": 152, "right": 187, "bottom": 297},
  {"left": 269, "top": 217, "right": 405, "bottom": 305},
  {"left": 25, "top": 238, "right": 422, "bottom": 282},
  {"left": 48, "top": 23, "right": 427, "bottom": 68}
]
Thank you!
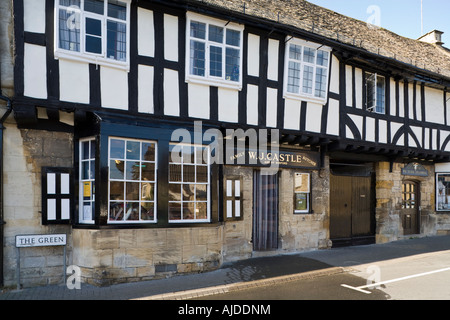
[{"left": 1, "top": 0, "right": 450, "bottom": 287}]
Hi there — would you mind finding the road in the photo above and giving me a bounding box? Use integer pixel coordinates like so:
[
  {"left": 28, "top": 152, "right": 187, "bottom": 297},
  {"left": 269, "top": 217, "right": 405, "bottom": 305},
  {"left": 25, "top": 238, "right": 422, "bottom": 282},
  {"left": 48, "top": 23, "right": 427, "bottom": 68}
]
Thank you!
[{"left": 193, "top": 247, "right": 450, "bottom": 300}]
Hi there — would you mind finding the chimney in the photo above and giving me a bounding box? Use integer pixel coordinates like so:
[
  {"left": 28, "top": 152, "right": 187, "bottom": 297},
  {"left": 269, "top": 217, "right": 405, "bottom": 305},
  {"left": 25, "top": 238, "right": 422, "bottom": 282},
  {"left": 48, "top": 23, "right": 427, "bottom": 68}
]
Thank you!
[{"left": 418, "top": 30, "right": 444, "bottom": 46}]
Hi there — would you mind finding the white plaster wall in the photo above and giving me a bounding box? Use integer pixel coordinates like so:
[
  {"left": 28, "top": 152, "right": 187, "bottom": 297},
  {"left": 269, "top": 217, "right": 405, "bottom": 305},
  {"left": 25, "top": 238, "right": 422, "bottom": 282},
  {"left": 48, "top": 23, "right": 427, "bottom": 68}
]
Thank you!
[
  {"left": 100, "top": 66, "right": 128, "bottom": 110},
  {"left": 164, "top": 14, "right": 178, "bottom": 62},
  {"left": 218, "top": 87, "right": 239, "bottom": 123},
  {"left": 59, "top": 59, "right": 90, "bottom": 104},
  {"left": 398, "top": 81, "right": 404, "bottom": 118},
  {"left": 267, "top": 39, "right": 279, "bottom": 81},
  {"left": 416, "top": 83, "right": 422, "bottom": 121},
  {"left": 366, "top": 116, "right": 375, "bottom": 142},
  {"left": 390, "top": 79, "right": 396, "bottom": 117},
  {"left": 246, "top": 84, "right": 259, "bottom": 126},
  {"left": 425, "top": 86, "right": 445, "bottom": 124},
  {"left": 305, "top": 102, "right": 322, "bottom": 133},
  {"left": 23, "top": 0, "right": 45, "bottom": 33},
  {"left": 24, "top": 44, "right": 47, "bottom": 99},
  {"left": 284, "top": 99, "right": 300, "bottom": 130},
  {"left": 164, "top": 68, "right": 179, "bottom": 116},
  {"left": 327, "top": 98, "right": 339, "bottom": 136},
  {"left": 266, "top": 88, "right": 278, "bottom": 128},
  {"left": 188, "top": 83, "right": 209, "bottom": 119},
  {"left": 345, "top": 65, "right": 352, "bottom": 107},
  {"left": 329, "top": 55, "right": 339, "bottom": 95},
  {"left": 355, "top": 68, "right": 363, "bottom": 109},
  {"left": 247, "top": 34, "right": 260, "bottom": 77},
  {"left": 138, "top": 64, "right": 154, "bottom": 114},
  {"left": 138, "top": 8, "right": 155, "bottom": 57},
  {"left": 379, "top": 119, "right": 387, "bottom": 144}
]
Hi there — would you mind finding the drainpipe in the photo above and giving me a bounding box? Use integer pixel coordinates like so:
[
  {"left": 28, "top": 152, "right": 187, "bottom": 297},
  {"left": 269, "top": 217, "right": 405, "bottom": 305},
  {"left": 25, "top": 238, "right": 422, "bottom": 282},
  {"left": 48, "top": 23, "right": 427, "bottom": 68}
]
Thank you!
[{"left": 0, "top": 92, "right": 12, "bottom": 288}]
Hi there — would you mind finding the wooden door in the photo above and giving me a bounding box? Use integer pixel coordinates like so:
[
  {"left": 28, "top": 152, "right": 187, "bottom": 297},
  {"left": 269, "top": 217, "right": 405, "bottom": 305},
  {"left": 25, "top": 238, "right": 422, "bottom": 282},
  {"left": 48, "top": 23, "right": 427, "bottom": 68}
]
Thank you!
[
  {"left": 253, "top": 171, "right": 279, "bottom": 251},
  {"left": 401, "top": 181, "right": 420, "bottom": 235},
  {"left": 330, "top": 174, "right": 374, "bottom": 245},
  {"left": 330, "top": 175, "right": 352, "bottom": 239}
]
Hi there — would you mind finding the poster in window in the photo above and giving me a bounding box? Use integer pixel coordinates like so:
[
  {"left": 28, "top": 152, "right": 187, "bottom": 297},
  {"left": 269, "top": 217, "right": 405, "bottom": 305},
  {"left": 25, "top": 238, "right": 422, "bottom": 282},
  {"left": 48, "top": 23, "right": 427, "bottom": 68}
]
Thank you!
[{"left": 295, "top": 193, "right": 308, "bottom": 211}]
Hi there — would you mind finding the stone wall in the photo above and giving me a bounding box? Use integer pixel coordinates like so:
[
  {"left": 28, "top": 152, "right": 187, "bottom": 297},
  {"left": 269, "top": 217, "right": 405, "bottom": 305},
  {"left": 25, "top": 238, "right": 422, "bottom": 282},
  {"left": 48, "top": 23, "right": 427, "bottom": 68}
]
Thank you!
[
  {"left": 375, "top": 161, "right": 450, "bottom": 243},
  {"left": 2, "top": 122, "right": 73, "bottom": 288},
  {"left": 72, "top": 227, "right": 223, "bottom": 286}
]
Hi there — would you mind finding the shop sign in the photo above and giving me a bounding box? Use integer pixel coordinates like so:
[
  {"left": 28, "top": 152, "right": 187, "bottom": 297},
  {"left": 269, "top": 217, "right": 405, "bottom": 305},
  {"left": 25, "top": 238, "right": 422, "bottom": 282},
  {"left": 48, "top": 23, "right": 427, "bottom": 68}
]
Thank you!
[
  {"left": 227, "top": 148, "right": 320, "bottom": 169},
  {"left": 401, "top": 163, "right": 428, "bottom": 177},
  {"left": 16, "top": 234, "right": 67, "bottom": 248}
]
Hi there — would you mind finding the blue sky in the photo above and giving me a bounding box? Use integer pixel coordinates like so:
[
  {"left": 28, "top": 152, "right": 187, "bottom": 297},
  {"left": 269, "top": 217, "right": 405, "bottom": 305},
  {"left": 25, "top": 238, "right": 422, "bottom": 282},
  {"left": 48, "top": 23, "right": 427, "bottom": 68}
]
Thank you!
[{"left": 307, "top": 0, "right": 449, "bottom": 45}]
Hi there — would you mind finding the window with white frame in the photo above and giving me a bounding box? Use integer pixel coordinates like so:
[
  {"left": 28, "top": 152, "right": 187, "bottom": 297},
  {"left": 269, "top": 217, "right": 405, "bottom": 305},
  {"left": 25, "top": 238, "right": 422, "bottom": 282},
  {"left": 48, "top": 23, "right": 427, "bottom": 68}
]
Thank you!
[
  {"left": 294, "top": 173, "right": 311, "bottom": 214},
  {"left": 55, "top": 0, "right": 130, "bottom": 69},
  {"left": 108, "top": 138, "right": 158, "bottom": 223},
  {"left": 284, "top": 39, "right": 331, "bottom": 104},
  {"left": 365, "top": 72, "right": 386, "bottom": 114},
  {"left": 168, "top": 143, "right": 210, "bottom": 223},
  {"left": 186, "top": 12, "right": 244, "bottom": 89},
  {"left": 79, "top": 138, "right": 96, "bottom": 224}
]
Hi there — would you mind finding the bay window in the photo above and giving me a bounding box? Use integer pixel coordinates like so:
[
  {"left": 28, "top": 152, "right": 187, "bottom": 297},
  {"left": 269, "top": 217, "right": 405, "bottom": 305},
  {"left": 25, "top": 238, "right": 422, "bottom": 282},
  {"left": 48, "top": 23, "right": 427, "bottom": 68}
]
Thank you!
[
  {"left": 169, "top": 143, "right": 210, "bottom": 223},
  {"left": 55, "top": 0, "right": 130, "bottom": 69},
  {"left": 79, "top": 138, "right": 96, "bottom": 224},
  {"left": 108, "top": 138, "right": 158, "bottom": 223},
  {"left": 284, "top": 38, "right": 331, "bottom": 104}
]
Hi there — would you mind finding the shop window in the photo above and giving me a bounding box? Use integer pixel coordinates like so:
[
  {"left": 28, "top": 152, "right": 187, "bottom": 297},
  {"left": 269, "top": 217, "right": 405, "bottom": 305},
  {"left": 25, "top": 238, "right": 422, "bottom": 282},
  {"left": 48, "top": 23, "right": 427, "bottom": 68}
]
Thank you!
[
  {"left": 437, "top": 173, "right": 450, "bottom": 211},
  {"left": 224, "top": 177, "right": 243, "bottom": 220},
  {"left": 294, "top": 173, "right": 311, "bottom": 214},
  {"left": 55, "top": 0, "right": 130, "bottom": 69},
  {"left": 42, "top": 167, "right": 73, "bottom": 225},
  {"left": 168, "top": 143, "right": 210, "bottom": 223},
  {"left": 79, "top": 138, "right": 96, "bottom": 224},
  {"left": 108, "top": 138, "right": 158, "bottom": 223}
]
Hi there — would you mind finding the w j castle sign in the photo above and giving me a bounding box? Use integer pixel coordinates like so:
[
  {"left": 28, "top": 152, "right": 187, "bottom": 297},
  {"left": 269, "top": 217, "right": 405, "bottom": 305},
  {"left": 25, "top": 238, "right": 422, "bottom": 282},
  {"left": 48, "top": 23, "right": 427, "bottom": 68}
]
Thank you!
[{"left": 228, "top": 148, "right": 320, "bottom": 170}]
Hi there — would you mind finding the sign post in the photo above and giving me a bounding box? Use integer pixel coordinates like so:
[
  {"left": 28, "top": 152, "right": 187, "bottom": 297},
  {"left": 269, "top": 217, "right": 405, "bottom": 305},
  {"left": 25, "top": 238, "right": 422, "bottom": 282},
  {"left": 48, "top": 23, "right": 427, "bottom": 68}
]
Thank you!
[{"left": 15, "top": 234, "right": 67, "bottom": 290}]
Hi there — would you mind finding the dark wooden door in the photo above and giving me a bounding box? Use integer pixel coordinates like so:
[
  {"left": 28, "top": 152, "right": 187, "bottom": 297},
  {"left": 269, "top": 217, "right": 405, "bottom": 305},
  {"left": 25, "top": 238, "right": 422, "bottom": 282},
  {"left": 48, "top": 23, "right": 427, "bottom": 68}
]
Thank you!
[
  {"left": 253, "top": 171, "right": 279, "bottom": 251},
  {"left": 402, "top": 181, "right": 420, "bottom": 235},
  {"left": 330, "top": 174, "right": 374, "bottom": 245}
]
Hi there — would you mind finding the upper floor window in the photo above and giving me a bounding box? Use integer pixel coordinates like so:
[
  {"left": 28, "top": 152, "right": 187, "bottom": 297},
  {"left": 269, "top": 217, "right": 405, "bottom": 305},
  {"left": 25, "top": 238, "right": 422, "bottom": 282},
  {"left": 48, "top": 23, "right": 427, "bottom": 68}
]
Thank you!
[
  {"left": 284, "top": 38, "right": 331, "bottom": 104},
  {"left": 365, "top": 72, "right": 386, "bottom": 114},
  {"left": 186, "top": 12, "right": 244, "bottom": 90},
  {"left": 55, "top": 0, "right": 130, "bottom": 70}
]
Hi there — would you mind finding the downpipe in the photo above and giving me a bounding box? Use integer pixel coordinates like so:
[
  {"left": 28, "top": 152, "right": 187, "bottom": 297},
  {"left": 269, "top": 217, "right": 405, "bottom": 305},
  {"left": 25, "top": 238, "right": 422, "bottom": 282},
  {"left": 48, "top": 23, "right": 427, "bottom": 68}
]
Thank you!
[{"left": 0, "top": 92, "right": 12, "bottom": 287}]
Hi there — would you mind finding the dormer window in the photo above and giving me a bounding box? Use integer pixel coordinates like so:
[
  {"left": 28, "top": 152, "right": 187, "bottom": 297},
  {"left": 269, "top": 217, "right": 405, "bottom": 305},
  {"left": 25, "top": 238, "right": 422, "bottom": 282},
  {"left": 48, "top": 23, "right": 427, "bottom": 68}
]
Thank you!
[
  {"left": 55, "top": 0, "right": 131, "bottom": 70},
  {"left": 284, "top": 38, "right": 331, "bottom": 104}
]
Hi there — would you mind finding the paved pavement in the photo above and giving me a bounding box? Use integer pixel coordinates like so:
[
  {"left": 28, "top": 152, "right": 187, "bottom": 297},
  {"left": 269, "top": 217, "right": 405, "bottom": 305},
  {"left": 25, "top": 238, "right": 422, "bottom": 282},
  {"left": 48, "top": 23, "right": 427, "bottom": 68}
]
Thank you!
[{"left": 1, "top": 235, "right": 450, "bottom": 300}]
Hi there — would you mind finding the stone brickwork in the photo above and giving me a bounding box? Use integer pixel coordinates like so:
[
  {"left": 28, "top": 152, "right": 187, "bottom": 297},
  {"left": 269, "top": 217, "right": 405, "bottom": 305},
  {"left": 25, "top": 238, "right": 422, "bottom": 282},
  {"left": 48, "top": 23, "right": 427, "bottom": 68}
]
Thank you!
[
  {"left": 222, "top": 161, "right": 331, "bottom": 263},
  {"left": 72, "top": 227, "right": 223, "bottom": 286},
  {"left": 375, "top": 161, "right": 450, "bottom": 243},
  {"left": 2, "top": 122, "right": 73, "bottom": 288}
]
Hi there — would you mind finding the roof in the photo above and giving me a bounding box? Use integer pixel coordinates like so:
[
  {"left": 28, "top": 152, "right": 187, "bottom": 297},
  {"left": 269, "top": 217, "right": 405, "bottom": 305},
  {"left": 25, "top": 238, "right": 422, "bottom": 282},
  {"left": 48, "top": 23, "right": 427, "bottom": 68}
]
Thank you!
[{"left": 188, "top": 0, "right": 450, "bottom": 79}]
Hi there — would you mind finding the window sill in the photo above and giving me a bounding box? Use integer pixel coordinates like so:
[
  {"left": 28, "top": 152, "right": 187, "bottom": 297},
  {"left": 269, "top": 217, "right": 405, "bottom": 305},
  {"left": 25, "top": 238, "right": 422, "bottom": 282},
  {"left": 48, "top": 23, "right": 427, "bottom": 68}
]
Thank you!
[
  {"left": 283, "top": 92, "right": 327, "bottom": 105},
  {"left": 55, "top": 50, "right": 130, "bottom": 72},
  {"left": 186, "top": 76, "right": 242, "bottom": 91}
]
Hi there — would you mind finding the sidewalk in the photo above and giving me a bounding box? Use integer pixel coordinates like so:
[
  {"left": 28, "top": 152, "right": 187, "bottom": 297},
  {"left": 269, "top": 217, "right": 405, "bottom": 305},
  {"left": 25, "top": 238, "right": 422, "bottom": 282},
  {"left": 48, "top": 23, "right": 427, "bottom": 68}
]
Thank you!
[{"left": 1, "top": 235, "right": 449, "bottom": 300}]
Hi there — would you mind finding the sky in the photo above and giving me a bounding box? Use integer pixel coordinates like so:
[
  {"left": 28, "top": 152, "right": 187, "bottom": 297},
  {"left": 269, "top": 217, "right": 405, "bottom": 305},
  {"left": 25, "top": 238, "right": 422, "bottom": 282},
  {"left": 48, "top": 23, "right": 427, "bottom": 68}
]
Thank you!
[{"left": 307, "top": 0, "right": 449, "bottom": 45}]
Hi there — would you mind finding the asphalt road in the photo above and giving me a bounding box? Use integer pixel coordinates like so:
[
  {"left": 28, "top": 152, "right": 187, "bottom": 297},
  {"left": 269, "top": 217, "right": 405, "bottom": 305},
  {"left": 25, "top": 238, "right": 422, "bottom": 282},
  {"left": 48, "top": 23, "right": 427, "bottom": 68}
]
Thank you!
[{"left": 193, "top": 241, "right": 450, "bottom": 300}]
